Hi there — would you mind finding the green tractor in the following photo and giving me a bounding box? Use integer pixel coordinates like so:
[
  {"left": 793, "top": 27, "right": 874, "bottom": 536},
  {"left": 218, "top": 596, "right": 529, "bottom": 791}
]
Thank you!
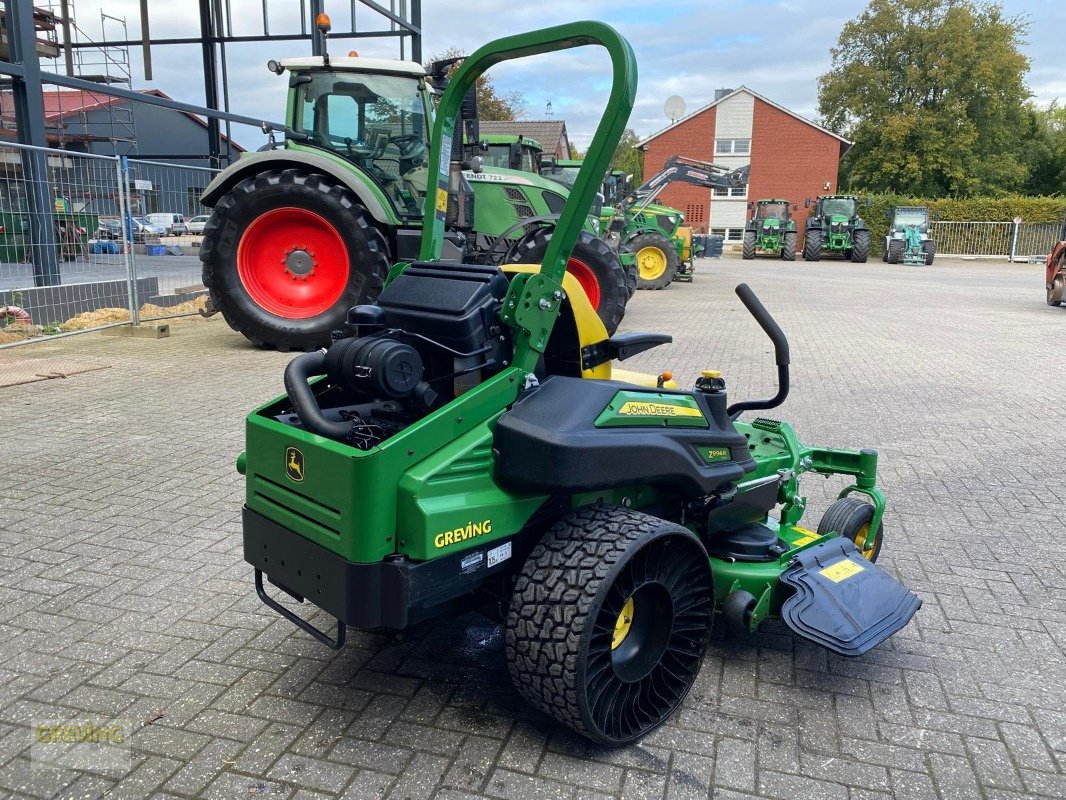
[
  {"left": 802, "top": 195, "right": 871, "bottom": 263},
  {"left": 883, "top": 206, "right": 935, "bottom": 266},
  {"left": 481, "top": 133, "right": 544, "bottom": 172},
  {"left": 199, "top": 45, "right": 627, "bottom": 350},
  {"left": 239, "top": 22, "right": 920, "bottom": 746},
  {"left": 742, "top": 199, "right": 799, "bottom": 261}
]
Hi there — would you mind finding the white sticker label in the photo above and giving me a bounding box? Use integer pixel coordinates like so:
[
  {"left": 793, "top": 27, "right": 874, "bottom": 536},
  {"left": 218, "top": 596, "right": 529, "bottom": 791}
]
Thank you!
[
  {"left": 439, "top": 133, "right": 453, "bottom": 174},
  {"left": 487, "top": 541, "right": 512, "bottom": 569}
]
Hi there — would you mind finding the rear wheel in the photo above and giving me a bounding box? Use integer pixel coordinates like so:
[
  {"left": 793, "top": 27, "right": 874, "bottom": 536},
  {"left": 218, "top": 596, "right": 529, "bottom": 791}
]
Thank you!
[
  {"left": 850, "top": 230, "right": 870, "bottom": 263},
  {"left": 506, "top": 228, "right": 628, "bottom": 335},
  {"left": 742, "top": 231, "right": 756, "bottom": 260},
  {"left": 630, "top": 233, "right": 681, "bottom": 290},
  {"left": 201, "top": 169, "right": 388, "bottom": 351},
  {"left": 817, "top": 497, "right": 883, "bottom": 562},
  {"left": 782, "top": 231, "right": 797, "bottom": 261},
  {"left": 923, "top": 239, "right": 936, "bottom": 265},
  {"left": 1049, "top": 275, "right": 1065, "bottom": 307},
  {"left": 803, "top": 232, "right": 821, "bottom": 261},
  {"left": 506, "top": 505, "right": 713, "bottom": 746},
  {"left": 887, "top": 239, "right": 904, "bottom": 264}
]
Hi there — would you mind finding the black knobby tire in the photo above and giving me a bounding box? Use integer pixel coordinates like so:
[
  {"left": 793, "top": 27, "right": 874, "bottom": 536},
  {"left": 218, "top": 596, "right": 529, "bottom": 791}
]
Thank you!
[
  {"left": 803, "top": 232, "right": 821, "bottom": 261},
  {"left": 817, "top": 497, "right": 883, "bottom": 563},
  {"left": 506, "top": 228, "right": 628, "bottom": 335},
  {"left": 625, "top": 258, "right": 639, "bottom": 299},
  {"left": 630, "top": 232, "right": 681, "bottom": 290},
  {"left": 505, "top": 505, "right": 714, "bottom": 746},
  {"left": 200, "top": 169, "right": 389, "bottom": 351},
  {"left": 782, "top": 231, "right": 797, "bottom": 261},
  {"left": 851, "top": 230, "right": 870, "bottom": 263},
  {"left": 923, "top": 239, "right": 936, "bottom": 266},
  {"left": 887, "top": 239, "right": 904, "bottom": 264},
  {"left": 742, "top": 231, "right": 756, "bottom": 260}
]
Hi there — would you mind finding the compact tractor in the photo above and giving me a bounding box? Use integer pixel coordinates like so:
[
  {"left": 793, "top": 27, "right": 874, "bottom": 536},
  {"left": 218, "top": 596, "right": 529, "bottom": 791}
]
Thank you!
[
  {"left": 1047, "top": 210, "right": 1066, "bottom": 307},
  {"left": 884, "top": 206, "right": 935, "bottom": 265},
  {"left": 199, "top": 21, "right": 627, "bottom": 350},
  {"left": 743, "top": 199, "right": 799, "bottom": 261},
  {"left": 239, "top": 22, "right": 920, "bottom": 746},
  {"left": 611, "top": 156, "right": 749, "bottom": 289},
  {"left": 802, "top": 195, "right": 871, "bottom": 262}
]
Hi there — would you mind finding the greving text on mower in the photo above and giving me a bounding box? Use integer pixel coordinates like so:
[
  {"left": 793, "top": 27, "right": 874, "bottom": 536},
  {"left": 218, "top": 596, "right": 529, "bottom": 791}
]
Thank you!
[{"left": 237, "top": 21, "right": 920, "bottom": 746}]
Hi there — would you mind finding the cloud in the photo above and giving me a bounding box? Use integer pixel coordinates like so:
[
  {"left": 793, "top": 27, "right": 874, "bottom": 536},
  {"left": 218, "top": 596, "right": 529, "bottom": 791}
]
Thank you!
[{"left": 54, "top": 0, "right": 1063, "bottom": 150}]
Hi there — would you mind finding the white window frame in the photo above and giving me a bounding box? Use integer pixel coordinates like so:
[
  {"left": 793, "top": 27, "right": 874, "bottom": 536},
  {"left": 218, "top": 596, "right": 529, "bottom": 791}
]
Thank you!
[
  {"left": 714, "top": 138, "right": 751, "bottom": 155},
  {"left": 726, "top": 228, "right": 745, "bottom": 242},
  {"left": 713, "top": 184, "right": 748, "bottom": 198}
]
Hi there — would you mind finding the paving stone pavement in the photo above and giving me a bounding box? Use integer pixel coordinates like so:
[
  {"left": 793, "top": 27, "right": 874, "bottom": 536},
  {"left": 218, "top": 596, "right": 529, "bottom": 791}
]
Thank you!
[{"left": 0, "top": 255, "right": 1063, "bottom": 800}]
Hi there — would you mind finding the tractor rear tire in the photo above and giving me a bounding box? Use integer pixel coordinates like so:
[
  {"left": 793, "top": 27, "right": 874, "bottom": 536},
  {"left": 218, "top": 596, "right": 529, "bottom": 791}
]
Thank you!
[
  {"left": 782, "top": 231, "right": 797, "bottom": 261},
  {"left": 887, "top": 239, "right": 904, "bottom": 264},
  {"left": 923, "top": 240, "right": 936, "bottom": 265},
  {"left": 851, "top": 230, "right": 870, "bottom": 263},
  {"left": 506, "top": 228, "right": 628, "bottom": 335},
  {"left": 505, "top": 505, "right": 713, "bottom": 746},
  {"left": 803, "top": 233, "right": 821, "bottom": 261},
  {"left": 630, "top": 233, "right": 681, "bottom": 290},
  {"left": 817, "top": 497, "right": 883, "bottom": 563},
  {"left": 742, "top": 231, "right": 756, "bottom": 260},
  {"left": 201, "top": 169, "right": 389, "bottom": 351}
]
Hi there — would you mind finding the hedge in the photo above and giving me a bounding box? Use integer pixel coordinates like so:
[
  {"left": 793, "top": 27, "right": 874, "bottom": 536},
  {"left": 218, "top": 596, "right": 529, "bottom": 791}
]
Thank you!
[{"left": 858, "top": 195, "right": 1066, "bottom": 255}]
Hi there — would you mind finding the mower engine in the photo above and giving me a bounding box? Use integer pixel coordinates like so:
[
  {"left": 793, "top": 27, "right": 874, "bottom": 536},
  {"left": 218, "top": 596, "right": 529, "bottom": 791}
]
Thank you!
[{"left": 280, "top": 263, "right": 513, "bottom": 448}]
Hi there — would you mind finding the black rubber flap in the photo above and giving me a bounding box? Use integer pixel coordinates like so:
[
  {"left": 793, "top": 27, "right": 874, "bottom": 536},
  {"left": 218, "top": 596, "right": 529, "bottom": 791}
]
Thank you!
[{"left": 780, "top": 539, "right": 921, "bottom": 657}]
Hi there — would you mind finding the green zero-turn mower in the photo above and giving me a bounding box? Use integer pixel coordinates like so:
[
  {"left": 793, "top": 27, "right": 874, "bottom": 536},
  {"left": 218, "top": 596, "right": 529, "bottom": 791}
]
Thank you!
[
  {"left": 802, "top": 195, "right": 871, "bottom": 263},
  {"left": 883, "top": 206, "right": 935, "bottom": 266},
  {"left": 198, "top": 37, "right": 627, "bottom": 350},
  {"left": 743, "top": 199, "right": 799, "bottom": 261},
  {"left": 238, "top": 22, "right": 921, "bottom": 746}
]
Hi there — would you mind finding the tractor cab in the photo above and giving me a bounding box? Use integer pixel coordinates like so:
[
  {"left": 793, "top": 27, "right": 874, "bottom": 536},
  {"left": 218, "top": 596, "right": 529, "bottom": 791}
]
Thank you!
[
  {"left": 889, "top": 206, "right": 929, "bottom": 234},
  {"left": 282, "top": 56, "right": 433, "bottom": 216},
  {"left": 482, "top": 134, "right": 543, "bottom": 173}
]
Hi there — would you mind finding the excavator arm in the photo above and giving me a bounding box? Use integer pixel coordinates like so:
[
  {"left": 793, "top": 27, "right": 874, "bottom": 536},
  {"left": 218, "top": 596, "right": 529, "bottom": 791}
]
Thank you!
[{"left": 624, "top": 156, "right": 749, "bottom": 214}]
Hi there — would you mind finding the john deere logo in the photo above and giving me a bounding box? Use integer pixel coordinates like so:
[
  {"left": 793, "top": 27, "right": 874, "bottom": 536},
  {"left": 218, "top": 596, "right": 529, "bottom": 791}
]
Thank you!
[
  {"left": 617, "top": 400, "right": 702, "bottom": 418},
  {"left": 285, "top": 447, "right": 304, "bottom": 482}
]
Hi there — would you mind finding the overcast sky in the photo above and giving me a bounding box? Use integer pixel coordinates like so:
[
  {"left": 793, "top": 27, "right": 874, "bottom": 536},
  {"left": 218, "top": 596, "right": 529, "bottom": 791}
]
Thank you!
[{"left": 66, "top": 0, "right": 1063, "bottom": 150}]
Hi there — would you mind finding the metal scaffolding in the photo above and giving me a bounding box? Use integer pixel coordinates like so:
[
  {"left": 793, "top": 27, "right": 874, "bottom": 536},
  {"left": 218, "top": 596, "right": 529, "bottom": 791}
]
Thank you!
[{"left": 0, "top": 0, "right": 422, "bottom": 285}]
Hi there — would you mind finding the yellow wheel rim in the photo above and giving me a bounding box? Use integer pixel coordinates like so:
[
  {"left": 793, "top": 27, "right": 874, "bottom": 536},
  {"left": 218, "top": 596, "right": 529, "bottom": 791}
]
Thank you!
[
  {"left": 854, "top": 523, "right": 876, "bottom": 559},
  {"left": 636, "top": 246, "right": 667, "bottom": 280},
  {"left": 612, "top": 596, "right": 635, "bottom": 650}
]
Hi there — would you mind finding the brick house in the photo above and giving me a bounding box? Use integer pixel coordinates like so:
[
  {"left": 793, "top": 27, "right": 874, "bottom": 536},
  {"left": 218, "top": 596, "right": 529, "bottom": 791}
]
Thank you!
[
  {"left": 637, "top": 87, "right": 850, "bottom": 241},
  {"left": 479, "top": 120, "right": 572, "bottom": 161}
]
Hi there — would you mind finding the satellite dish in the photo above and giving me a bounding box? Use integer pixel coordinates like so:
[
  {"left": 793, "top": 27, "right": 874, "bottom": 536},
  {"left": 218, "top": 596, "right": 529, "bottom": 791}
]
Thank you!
[{"left": 664, "top": 95, "right": 686, "bottom": 123}]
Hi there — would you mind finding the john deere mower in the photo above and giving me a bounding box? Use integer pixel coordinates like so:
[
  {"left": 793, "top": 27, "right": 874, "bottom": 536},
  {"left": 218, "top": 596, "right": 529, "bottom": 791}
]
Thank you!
[
  {"left": 239, "top": 22, "right": 920, "bottom": 746},
  {"left": 884, "top": 206, "right": 935, "bottom": 266},
  {"left": 803, "top": 195, "right": 871, "bottom": 262},
  {"left": 743, "top": 199, "right": 798, "bottom": 260},
  {"left": 199, "top": 18, "right": 627, "bottom": 350}
]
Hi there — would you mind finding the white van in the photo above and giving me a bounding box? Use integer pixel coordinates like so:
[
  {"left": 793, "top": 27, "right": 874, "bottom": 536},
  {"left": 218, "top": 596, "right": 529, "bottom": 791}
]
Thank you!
[{"left": 145, "top": 213, "right": 187, "bottom": 235}]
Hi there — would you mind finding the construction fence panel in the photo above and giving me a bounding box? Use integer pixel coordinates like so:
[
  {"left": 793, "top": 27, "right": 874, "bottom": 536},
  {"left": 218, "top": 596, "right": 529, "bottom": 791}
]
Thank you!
[
  {"left": 1013, "top": 222, "right": 1060, "bottom": 262},
  {"left": 0, "top": 142, "right": 216, "bottom": 346},
  {"left": 930, "top": 221, "right": 1014, "bottom": 258},
  {"left": 123, "top": 158, "right": 217, "bottom": 322}
]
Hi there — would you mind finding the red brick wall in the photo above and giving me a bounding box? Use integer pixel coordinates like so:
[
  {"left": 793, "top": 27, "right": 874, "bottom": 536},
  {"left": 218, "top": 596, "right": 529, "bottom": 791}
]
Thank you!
[
  {"left": 641, "top": 107, "right": 716, "bottom": 232},
  {"left": 748, "top": 99, "right": 843, "bottom": 215}
]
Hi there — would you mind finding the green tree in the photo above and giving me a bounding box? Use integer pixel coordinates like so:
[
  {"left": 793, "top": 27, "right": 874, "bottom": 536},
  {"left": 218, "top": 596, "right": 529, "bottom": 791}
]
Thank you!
[
  {"left": 611, "top": 128, "right": 644, "bottom": 182},
  {"left": 1018, "top": 101, "right": 1066, "bottom": 195},
  {"left": 819, "top": 0, "right": 1031, "bottom": 197},
  {"left": 426, "top": 48, "right": 525, "bottom": 121}
]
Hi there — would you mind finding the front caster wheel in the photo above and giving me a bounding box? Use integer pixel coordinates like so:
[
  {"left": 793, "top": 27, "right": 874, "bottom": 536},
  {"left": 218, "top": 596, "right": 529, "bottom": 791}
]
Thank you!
[
  {"left": 505, "top": 505, "right": 713, "bottom": 746},
  {"left": 721, "top": 590, "right": 758, "bottom": 636},
  {"left": 817, "top": 497, "right": 883, "bottom": 562}
]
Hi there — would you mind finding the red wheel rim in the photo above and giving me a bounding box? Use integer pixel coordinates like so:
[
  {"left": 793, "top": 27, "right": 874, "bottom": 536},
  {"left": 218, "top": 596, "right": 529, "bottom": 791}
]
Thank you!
[
  {"left": 236, "top": 207, "right": 349, "bottom": 319},
  {"left": 566, "top": 257, "right": 601, "bottom": 310}
]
